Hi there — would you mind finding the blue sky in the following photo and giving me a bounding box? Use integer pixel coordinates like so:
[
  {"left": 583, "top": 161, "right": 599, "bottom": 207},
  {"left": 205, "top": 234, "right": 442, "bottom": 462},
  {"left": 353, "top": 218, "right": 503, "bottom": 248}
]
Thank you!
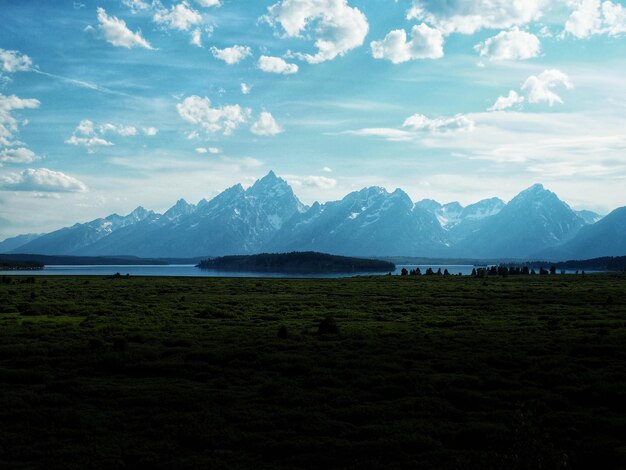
[{"left": 1, "top": 0, "right": 625, "bottom": 239}]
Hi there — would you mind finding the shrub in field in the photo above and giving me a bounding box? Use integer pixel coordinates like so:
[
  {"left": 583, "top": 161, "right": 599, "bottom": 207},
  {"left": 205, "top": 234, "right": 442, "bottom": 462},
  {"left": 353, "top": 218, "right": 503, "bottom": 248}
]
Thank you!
[{"left": 318, "top": 316, "right": 339, "bottom": 335}]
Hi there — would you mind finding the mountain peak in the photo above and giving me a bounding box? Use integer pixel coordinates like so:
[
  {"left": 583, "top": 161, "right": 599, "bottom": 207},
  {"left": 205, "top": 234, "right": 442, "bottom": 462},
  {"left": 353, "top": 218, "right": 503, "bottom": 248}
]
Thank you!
[
  {"left": 247, "top": 171, "right": 292, "bottom": 198},
  {"left": 525, "top": 183, "right": 546, "bottom": 193},
  {"left": 128, "top": 206, "right": 151, "bottom": 220},
  {"left": 164, "top": 198, "right": 195, "bottom": 220}
]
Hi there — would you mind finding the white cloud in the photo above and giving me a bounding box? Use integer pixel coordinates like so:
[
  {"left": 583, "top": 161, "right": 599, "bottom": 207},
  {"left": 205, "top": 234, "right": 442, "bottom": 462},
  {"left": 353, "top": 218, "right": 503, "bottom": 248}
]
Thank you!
[
  {"left": 195, "top": 146, "right": 220, "bottom": 154},
  {"left": 65, "top": 119, "right": 146, "bottom": 151},
  {"left": 521, "top": 69, "right": 573, "bottom": 106},
  {"left": 194, "top": 0, "right": 221, "bottom": 6},
  {"left": 344, "top": 113, "right": 474, "bottom": 142},
  {"left": 343, "top": 128, "right": 414, "bottom": 141},
  {"left": 153, "top": 2, "right": 202, "bottom": 31},
  {"left": 0, "top": 147, "right": 39, "bottom": 166},
  {"left": 0, "top": 94, "right": 40, "bottom": 146},
  {"left": 190, "top": 28, "right": 203, "bottom": 47},
  {"left": 142, "top": 127, "right": 158, "bottom": 136},
  {"left": 407, "top": 0, "right": 546, "bottom": 35},
  {"left": 263, "top": 0, "right": 369, "bottom": 63},
  {"left": 565, "top": 0, "right": 626, "bottom": 38},
  {"left": 177, "top": 95, "right": 251, "bottom": 136},
  {"left": 65, "top": 135, "right": 114, "bottom": 150},
  {"left": 287, "top": 174, "right": 338, "bottom": 189},
  {"left": 475, "top": 28, "right": 541, "bottom": 61},
  {"left": 0, "top": 168, "right": 87, "bottom": 193},
  {"left": 403, "top": 113, "right": 475, "bottom": 132},
  {"left": 122, "top": 0, "right": 150, "bottom": 13},
  {"left": 488, "top": 70, "right": 573, "bottom": 112},
  {"left": 371, "top": 23, "right": 444, "bottom": 63},
  {"left": 489, "top": 90, "right": 525, "bottom": 111},
  {"left": 210, "top": 45, "right": 252, "bottom": 64},
  {"left": 257, "top": 55, "right": 298, "bottom": 74},
  {"left": 322, "top": 166, "right": 332, "bottom": 173},
  {"left": 97, "top": 7, "right": 153, "bottom": 49},
  {"left": 251, "top": 112, "right": 283, "bottom": 136},
  {"left": 241, "top": 83, "right": 251, "bottom": 95},
  {"left": 99, "top": 123, "right": 138, "bottom": 136},
  {"left": 0, "top": 49, "right": 33, "bottom": 73}
]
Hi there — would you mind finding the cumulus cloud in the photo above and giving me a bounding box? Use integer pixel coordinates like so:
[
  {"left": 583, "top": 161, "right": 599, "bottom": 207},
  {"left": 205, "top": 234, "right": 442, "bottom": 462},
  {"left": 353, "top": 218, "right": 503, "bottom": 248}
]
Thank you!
[
  {"left": 190, "top": 28, "right": 203, "bottom": 47},
  {"left": 475, "top": 28, "right": 541, "bottom": 61},
  {"left": 488, "top": 69, "right": 573, "bottom": 111},
  {"left": 344, "top": 113, "right": 474, "bottom": 142},
  {"left": 371, "top": 23, "right": 444, "bottom": 63},
  {"left": 65, "top": 135, "right": 114, "bottom": 150},
  {"left": 0, "top": 94, "right": 40, "bottom": 146},
  {"left": 65, "top": 119, "right": 147, "bottom": 151},
  {"left": 195, "top": 0, "right": 221, "bottom": 6},
  {"left": 403, "top": 113, "right": 475, "bottom": 132},
  {"left": 0, "top": 168, "right": 87, "bottom": 192},
  {"left": 241, "top": 83, "right": 251, "bottom": 94},
  {"left": 142, "top": 127, "right": 158, "bottom": 136},
  {"left": 521, "top": 69, "right": 573, "bottom": 106},
  {"left": 263, "top": 0, "right": 369, "bottom": 64},
  {"left": 407, "top": 0, "right": 545, "bottom": 35},
  {"left": 565, "top": 0, "right": 626, "bottom": 38},
  {"left": 153, "top": 2, "right": 202, "bottom": 31},
  {"left": 0, "top": 147, "right": 39, "bottom": 166},
  {"left": 288, "top": 175, "right": 338, "bottom": 189},
  {"left": 251, "top": 112, "right": 283, "bottom": 136},
  {"left": 0, "top": 49, "right": 33, "bottom": 73},
  {"left": 257, "top": 55, "right": 298, "bottom": 74},
  {"left": 99, "top": 123, "right": 138, "bottom": 136},
  {"left": 97, "top": 7, "right": 153, "bottom": 49},
  {"left": 122, "top": 0, "right": 150, "bottom": 13},
  {"left": 195, "top": 146, "right": 220, "bottom": 154},
  {"left": 210, "top": 45, "right": 252, "bottom": 64},
  {"left": 488, "top": 90, "right": 525, "bottom": 111},
  {"left": 177, "top": 95, "right": 251, "bottom": 136}
]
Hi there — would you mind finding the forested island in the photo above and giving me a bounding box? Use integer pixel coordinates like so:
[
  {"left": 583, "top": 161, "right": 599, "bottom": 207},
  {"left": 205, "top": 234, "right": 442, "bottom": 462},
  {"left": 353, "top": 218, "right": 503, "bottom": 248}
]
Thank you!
[
  {"left": 197, "top": 252, "right": 395, "bottom": 274},
  {"left": 0, "top": 259, "right": 44, "bottom": 270}
]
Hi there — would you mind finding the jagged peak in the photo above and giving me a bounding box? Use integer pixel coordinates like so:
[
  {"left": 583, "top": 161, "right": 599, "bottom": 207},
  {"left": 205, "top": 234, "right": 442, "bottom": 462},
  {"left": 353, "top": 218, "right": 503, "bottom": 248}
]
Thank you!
[
  {"left": 247, "top": 171, "right": 291, "bottom": 196},
  {"left": 415, "top": 198, "right": 442, "bottom": 212}
]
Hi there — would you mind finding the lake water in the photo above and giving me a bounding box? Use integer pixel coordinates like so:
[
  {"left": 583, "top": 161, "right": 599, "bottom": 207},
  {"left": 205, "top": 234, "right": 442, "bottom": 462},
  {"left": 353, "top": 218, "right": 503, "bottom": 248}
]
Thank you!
[{"left": 0, "top": 264, "right": 477, "bottom": 278}]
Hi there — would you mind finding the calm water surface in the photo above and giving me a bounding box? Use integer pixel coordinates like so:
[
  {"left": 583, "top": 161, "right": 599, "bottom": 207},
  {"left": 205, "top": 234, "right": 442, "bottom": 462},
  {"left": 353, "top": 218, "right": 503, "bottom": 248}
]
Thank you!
[{"left": 0, "top": 264, "right": 477, "bottom": 278}]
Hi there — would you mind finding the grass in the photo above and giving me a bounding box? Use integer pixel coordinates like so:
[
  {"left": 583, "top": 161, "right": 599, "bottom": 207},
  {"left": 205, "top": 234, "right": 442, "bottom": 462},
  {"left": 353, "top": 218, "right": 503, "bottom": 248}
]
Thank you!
[{"left": 0, "top": 273, "right": 625, "bottom": 469}]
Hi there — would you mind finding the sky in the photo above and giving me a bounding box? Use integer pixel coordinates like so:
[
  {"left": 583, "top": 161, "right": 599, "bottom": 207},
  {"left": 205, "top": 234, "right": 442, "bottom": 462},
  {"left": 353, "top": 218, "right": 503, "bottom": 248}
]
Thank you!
[{"left": 1, "top": 0, "right": 625, "bottom": 240}]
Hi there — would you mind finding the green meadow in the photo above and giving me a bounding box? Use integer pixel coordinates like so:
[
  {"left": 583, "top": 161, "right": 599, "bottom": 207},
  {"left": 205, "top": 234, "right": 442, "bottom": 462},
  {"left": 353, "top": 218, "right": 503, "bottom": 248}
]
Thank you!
[{"left": 0, "top": 274, "right": 625, "bottom": 469}]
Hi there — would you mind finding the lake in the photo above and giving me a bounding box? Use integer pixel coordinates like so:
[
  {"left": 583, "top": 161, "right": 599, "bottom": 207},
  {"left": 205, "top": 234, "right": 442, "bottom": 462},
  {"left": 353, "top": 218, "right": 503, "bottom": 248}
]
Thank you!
[{"left": 0, "top": 264, "right": 477, "bottom": 278}]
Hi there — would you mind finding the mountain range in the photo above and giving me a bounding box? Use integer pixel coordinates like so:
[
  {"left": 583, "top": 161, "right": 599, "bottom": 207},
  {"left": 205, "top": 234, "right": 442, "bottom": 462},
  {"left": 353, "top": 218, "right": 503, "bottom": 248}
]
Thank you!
[{"left": 1, "top": 171, "right": 622, "bottom": 260}]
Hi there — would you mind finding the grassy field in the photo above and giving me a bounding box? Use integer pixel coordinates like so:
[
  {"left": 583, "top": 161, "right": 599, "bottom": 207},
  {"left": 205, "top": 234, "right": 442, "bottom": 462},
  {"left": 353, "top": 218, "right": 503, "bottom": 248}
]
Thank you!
[{"left": 1, "top": 274, "right": 625, "bottom": 469}]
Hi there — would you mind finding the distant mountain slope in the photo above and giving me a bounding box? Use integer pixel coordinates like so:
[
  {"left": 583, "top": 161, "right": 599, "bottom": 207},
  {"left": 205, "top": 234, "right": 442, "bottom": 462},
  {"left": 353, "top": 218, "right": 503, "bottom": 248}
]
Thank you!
[
  {"left": 541, "top": 206, "right": 626, "bottom": 260},
  {"left": 2, "top": 173, "right": 619, "bottom": 260},
  {"left": 14, "top": 207, "right": 154, "bottom": 256},
  {"left": 269, "top": 187, "right": 449, "bottom": 257},
  {"left": 456, "top": 184, "right": 586, "bottom": 259},
  {"left": 0, "top": 233, "right": 42, "bottom": 253}
]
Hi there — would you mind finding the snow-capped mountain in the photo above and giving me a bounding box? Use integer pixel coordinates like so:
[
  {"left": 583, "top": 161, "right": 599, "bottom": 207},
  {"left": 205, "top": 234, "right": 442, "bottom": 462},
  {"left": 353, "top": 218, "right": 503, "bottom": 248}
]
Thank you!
[
  {"left": 14, "top": 207, "right": 154, "bottom": 256},
  {"left": 77, "top": 171, "right": 306, "bottom": 258},
  {"left": 2, "top": 173, "right": 620, "bottom": 259},
  {"left": 457, "top": 184, "right": 586, "bottom": 258},
  {"left": 541, "top": 206, "right": 626, "bottom": 260},
  {"left": 415, "top": 197, "right": 505, "bottom": 245},
  {"left": 268, "top": 186, "right": 449, "bottom": 257}
]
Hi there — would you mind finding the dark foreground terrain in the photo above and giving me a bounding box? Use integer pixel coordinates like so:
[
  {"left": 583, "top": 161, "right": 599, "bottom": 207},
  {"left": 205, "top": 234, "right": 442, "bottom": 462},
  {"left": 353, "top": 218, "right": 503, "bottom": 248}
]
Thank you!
[{"left": 0, "top": 274, "right": 625, "bottom": 469}]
